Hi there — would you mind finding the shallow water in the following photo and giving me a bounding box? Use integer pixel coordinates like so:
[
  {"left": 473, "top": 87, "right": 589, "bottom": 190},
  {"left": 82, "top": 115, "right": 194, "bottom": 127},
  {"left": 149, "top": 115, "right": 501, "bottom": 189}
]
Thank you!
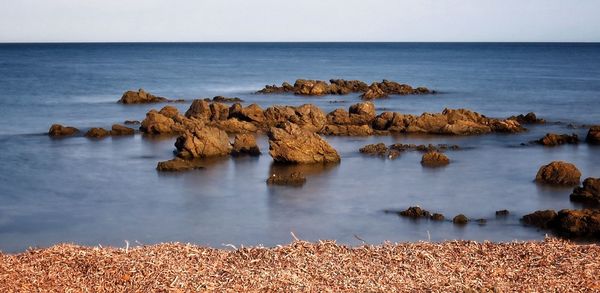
[{"left": 0, "top": 43, "right": 599, "bottom": 252}]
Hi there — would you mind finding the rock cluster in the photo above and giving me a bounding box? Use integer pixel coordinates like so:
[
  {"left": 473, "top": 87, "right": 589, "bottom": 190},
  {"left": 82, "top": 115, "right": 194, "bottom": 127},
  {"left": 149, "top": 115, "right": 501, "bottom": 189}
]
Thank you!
[
  {"left": 48, "top": 124, "right": 79, "bottom": 137},
  {"left": 535, "top": 133, "right": 578, "bottom": 146},
  {"left": 84, "top": 124, "right": 135, "bottom": 139},
  {"left": 421, "top": 152, "right": 450, "bottom": 167},
  {"left": 207, "top": 96, "right": 244, "bottom": 103},
  {"left": 570, "top": 177, "right": 600, "bottom": 205},
  {"left": 359, "top": 143, "right": 400, "bottom": 159},
  {"left": 508, "top": 112, "right": 545, "bottom": 124},
  {"left": 587, "top": 126, "right": 600, "bottom": 144},
  {"left": 266, "top": 172, "right": 307, "bottom": 186},
  {"left": 156, "top": 158, "right": 203, "bottom": 172},
  {"left": 397, "top": 207, "right": 445, "bottom": 221},
  {"left": 535, "top": 161, "right": 581, "bottom": 186},
  {"left": 523, "top": 209, "right": 600, "bottom": 238},
  {"left": 118, "top": 89, "right": 172, "bottom": 104},
  {"left": 257, "top": 79, "right": 431, "bottom": 99}
]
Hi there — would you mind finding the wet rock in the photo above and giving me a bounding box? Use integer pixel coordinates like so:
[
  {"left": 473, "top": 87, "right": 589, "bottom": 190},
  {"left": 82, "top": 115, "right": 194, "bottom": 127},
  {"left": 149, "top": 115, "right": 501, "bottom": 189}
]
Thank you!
[
  {"left": 140, "top": 106, "right": 201, "bottom": 135},
  {"left": 118, "top": 89, "right": 168, "bottom": 104},
  {"left": 509, "top": 112, "right": 545, "bottom": 124},
  {"left": 587, "top": 126, "right": 600, "bottom": 144},
  {"left": 175, "top": 126, "right": 232, "bottom": 159},
  {"left": 453, "top": 214, "right": 469, "bottom": 225},
  {"left": 268, "top": 122, "right": 340, "bottom": 164},
  {"left": 295, "top": 79, "right": 330, "bottom": 96},
  {"left": 552, "top": 209, "right": 600, "bottom": 238},
  {"left": 110, "top": 124, "right": 134, "bottom": 136},
  {"left": 359, "top": 143, "right": 389, "bottom": 156},
  {"left": 230, "top": 103, "right": 265, "bottom": 124},
  {"left": 266, "top": 172, "right": 306, "bottom": 186},
  {"left": 124, "top": 120, "right": 140, "bottom": 125},
  {"left": 360, "top": 83, "right": 387, "bottom": 100},
  {"left": 390, "top": 143, "right": 460, "bottom": 153},
  {"left": 430, "top": 213, "right": 445, "bottom": 221},
  {"left": 85, "top": 127, "right": 110, "bottom": 138},
  {"left": 535, "top": 161, "right": 581, "bottom": 186},
  {"left": 399, "top": 207, "right": 431, "bottom": 219},
  {"left": 536, "top": 133, "right": 579, "bottom": 146},
  {"left": 522, "top": 210, "right": 558, "bottom": 229},
  {"left": 231, "top": 134, "right": 261, "bottom": 156},
  {"left": 570, "top": 177, "right": 600, "bottom": 205},
  {"left": 48, "top": 124, "right": 79, "bottom": 137},
  {"left": 320, "top": 124, "right": 374, "bottom": 136},
  {"left": 209, "top": 96, "right": 244, "bottom": 103},
  {"left": 156, "top": 158, "right": 203, "bottom": 172},
  {"left": 213, "top": 119, "right": 258, "bottom": 134},
  {"left": 495, "top": 210, "right": 510, "bottom": 216},
  {"left": 348, "top": 102, "right": 376, "bottom": 124},
  {"left": 185, "top": 99, "right": 212, "bottom": 120},
  {"left": 264, "top": 104, "right": 326, "bottom": 132},
  {"left": 421, "top": 151, "right": 450, "bottom": 167},
  {"left": 257, "top": 79, "right": 431, "bottom": 97}
]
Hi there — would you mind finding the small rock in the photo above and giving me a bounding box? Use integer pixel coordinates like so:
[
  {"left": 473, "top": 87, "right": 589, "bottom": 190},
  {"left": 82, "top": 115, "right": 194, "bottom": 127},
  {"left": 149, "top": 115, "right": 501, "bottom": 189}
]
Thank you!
[
  {"left": 231, "top": 134, "right": 261, "bottom": 156},
  {"left": 359, "top": 143, "right": 388, "bottom": 156},
  {"left": 124, "top": 120, "right": 141, "bottom": 125},
  {"left": 118, "top": 88, "right": 168, "bottom": 104},
  {"left": 85, "top": 128, "right": 110, "bottom": 138},
  {"left": 536, "top": 133, "right": 578, "bottom": 146},
  {"left": 210, "top": 96, "right": 244, "bottom": 103},
  {"left": 266, "top": 172, "right": 306, "bottom": 186},
  {"left": 156, "top": 158, "right": 203, "bottom": 172},
  {"left": 509, "top": 112, "right": 545, "bottom": 124},
  {"left": 522, "top": 210, "right": 557, "bottom": 229},
  {"left": 430, "top": 213, "right": 445, "bottom": 221},
  {"left": 399, "top": 207, "right": 431, "bottom": 219},
  {"left": 587, "top": 126, "right": 600, "bottom": 144},
  {"left": 48, "top": 124, "right": 79, "bottom": 137},
  {"left": 421, "top": 151, "right": 450, "bottom": 167},
  {"left": 111, "top": 124, "right": 135, "bottom": 136},
  {"left": 570, "top": 177, "right": 600, "bottom": 205},
  {"left": 495, "top": 210, "right": 510, "bottom": 216},
  {"left": 535, "top": 161, "right": 581, "bottom": 186},
  {"left": 453, "top": 214, "right": 469, "bottom": 225}
]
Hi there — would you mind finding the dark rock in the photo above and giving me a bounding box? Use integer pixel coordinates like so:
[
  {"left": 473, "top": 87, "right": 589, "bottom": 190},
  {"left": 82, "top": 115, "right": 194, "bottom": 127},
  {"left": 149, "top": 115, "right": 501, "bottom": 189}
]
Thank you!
[
  {"left": 360, "top": 83, "right": 387, "bottom": 100},
  {"left": 399, "top": 207, "right": 431, "bottom": 219},
  {"left": 210, "top": 96, "right": 244, "bottom": 103},
  {"left": 85, "top": 127, "right": 110, "bottom": 138},
  {"left": 552, "top": 209, "right": 600, "bottom": 238},
  {"left": 231, "top": 134, "right": 261, "bottom": 156},
  {"left": 175, "top": 126, "right": 232, "bottom": 159},
  {"left": 48, "top": 124, "right": 79, "bottom": 137},
  {"left": 118, "top": 89, "right": 168, "bottom": 104},
  {"left": 124, "top": 120, "right": 140, "bottom": 125},
  {"left": 390, "top": 143, "right": 460, "bottom": 153},
  {"left": 535, "top": 161, "right": 581, "bottom": 186},
  {"left": 359, "top": 143, "right": 388, "bottom": 156},
  {"left": 476, "top": 219, "right": 487, "bottom": 225},
  {"left": 522, "top": 210, "right": 558, "bottom": 229},
  {"left": 421, "top": 151, "right": 450, "bottom": 167},
  {"left": 570, "top": 177, "right": 600, "bottom": 205},
  {"left": 536, "top": 133, "right": 578, "bottom": 146},
  {"left": 268, "top": 123, "right": 340, "bottom": 164},
  {"left": 110, "top": 124, "right": 134, "bottom": 136},
  {"left": 509, "top": 112, "right": 545, "bottom": 124},
  {"left": 495, "top": 210, "right": 510, "bottom": 216},
  {"left": 430, "top": 213, "right": 445, "bottom": 221},
  {"left": 453, "top": 214, "right": 469, "bottom": 225},
  {"left": 156, "top": 158, "right": 203, "bottom": 172},
  {"left": 587, "top": 126, "right": 600, "bottom": 144},
  {"left": 266, "top": 172, "right": 306, "bottom": 186}
]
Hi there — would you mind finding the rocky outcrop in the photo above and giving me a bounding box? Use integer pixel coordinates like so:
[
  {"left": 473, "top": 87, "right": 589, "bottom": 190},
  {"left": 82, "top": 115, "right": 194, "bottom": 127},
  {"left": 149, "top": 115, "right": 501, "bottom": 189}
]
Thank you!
[
  {"left": 587, "top": 126, "right": 600, "bottom": 144},
  {"left": 140, "top": 106, "right": 202, "bottom": 135},
  {"left": 523, "top": 209, "right": 600, "bottom": 239},
  {"left": 257, "top": 79, "right": 431, "bottom": 98},
  {"left": 535, "top": 133, "right": 578, "bottom": 146},
  {"left": 421, "top": 152, "right": 450, "bottom": 167},
  {"left": 570, "top": 178, "right": 600, "bottom": 205},
  {"left": 535, "top": 161, "right": 581, "bottom": 186},
  {"left": 359, "top": 143, "right": 400, "bottom": 159},
  {"left": 111, "top": 124, "right": 135, "bottom": 136},
  {"left": 268, "top": 123, "right": 340, "bottom": 164},
  {"left": 231, "top": 134, "right": 261, "bottom": 156},
  {"left": 124, "top": 120, "right": 140, "bottom": 125},
  {"left": 453, "top": 214, "right": 469, "bottom": 225},
  {"left": 509, "top": 112, "right": 545, "bottom": 124},
  {"left": 118, "top": 89, "right": 170, "bottom": 104},
  {"left": 175, "top": 126, "right": 232, "bottom": 159},
  {"left": 85, "top": 128, "right": 110, "bottom": 138},
  {"left": 399, "top": 207, "right": 431, "bottom": 218},
  {"left": 266, "top": 172, "right": 306, "bottom": 186},
  {"left": 208, "top": 96, "right": 244, "bottom": 103},
  {"left": 156, "top": 158, "right": 203, "bottom": 172},
  {"left": 48, "top": 124, "right": 79, "bottom": 137}
]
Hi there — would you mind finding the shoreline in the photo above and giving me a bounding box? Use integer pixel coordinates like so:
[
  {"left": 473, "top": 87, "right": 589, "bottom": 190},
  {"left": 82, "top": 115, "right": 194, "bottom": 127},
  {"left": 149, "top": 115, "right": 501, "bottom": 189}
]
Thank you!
[{"left": 1, "top": 238, "right": 599, "bottom": 291}]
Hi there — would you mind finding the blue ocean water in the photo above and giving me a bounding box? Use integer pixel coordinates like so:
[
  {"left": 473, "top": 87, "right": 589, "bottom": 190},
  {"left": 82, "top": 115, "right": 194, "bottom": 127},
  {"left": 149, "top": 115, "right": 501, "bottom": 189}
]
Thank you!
[{"left": 0, "top": 43, "right": 599, "bottom": 252}]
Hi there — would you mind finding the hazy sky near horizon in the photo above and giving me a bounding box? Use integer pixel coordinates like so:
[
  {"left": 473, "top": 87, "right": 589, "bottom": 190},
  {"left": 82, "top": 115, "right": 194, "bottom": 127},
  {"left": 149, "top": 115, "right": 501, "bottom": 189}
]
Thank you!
[{"left": 1, "top": 0, "right": 599, "bottom": 42}]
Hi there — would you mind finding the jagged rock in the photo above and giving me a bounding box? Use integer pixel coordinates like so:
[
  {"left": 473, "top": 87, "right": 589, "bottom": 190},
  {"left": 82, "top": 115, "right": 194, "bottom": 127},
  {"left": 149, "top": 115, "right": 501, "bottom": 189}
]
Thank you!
[
  {"left": 348, "top": 102, "right": 376, "bottom": 124},
  {"left": 536, "top": 133, "right": 578, "bottom": 146},
  {"left": 118, "top": 89, "right": 168, "bottom": 104},
  {"left": 140, "top": 106, "right": 200, "bottom": 135},
  {"left": 509, "top": 112, "right": 545, "bottom": 124},
  {"left": 256, "top": 79, "right": 431, "bottom": 97},
  {"left": 430, "top": 213, "right": 445, "bottom": 221},
  {"left": 209, "top": 96, "right": 243, "bottom": 103},
  {"left": 124, "top": 120, "right": 140, "bottom": 125},
  {"left": 421, "top": 152, "right": 450, "bottom": 167},
  {"left": 231, "top": 134, "right": 261, "bottom": 156},
  {"left": 360, "top": 83, "right": 387, "bottom": 100},
  {"left": 523, "top": 209, "right": 600, "bottom": 238},
  {"left": 230, "top": 103, "right": 265, "bottom": 124},
  {"left": 48, "top": 124, "right": 79, "bottom": 137},
  {"left": 185, "top": 99, "right": 212, "bottom": 120},
  {"left": 522, "top": 210, "right": 558, "bottom": 229},
  {"left": 266, "top": 172, "right": 306, "bottom": 186},
  {"left": 587, "top": 126, "right": 600, "bottom": 144},
  {"left": 156, "top": 158, "right": 203, "bottom": 172},
  {"left": 320, "top": 124, "right": 374, "bottom": 136},
  {"left": 263, "top": 104, "right": 326, "bottom": 132},
  {"left": 85, "top": 127, "right": 110, "bottom": 138},
  {"left": 453, "top": 214, "right": 469, "bottom": 225},
  {"left": 359, "top": 143, "right": 388, "bottom": 156},
  {"left": 268, "top": 123, "right": 340, "bottom": 164},
  {"left": 110, "top": 124, "right": 134, "bottom": 136},
  {"left": 213, "top": 119, "right": 258, "bottom": 134},
  {"left": 399, "top": 207, "right": 431, "bottom": 218},
  {"left": 570, "top": 178, "right": 600, "bottom": 205},
  {"left": 175, "top": 126, "right": 232, "bottom": 159},
  {"left": 535, "top": 161, "right": 581, "bottom": 186}
]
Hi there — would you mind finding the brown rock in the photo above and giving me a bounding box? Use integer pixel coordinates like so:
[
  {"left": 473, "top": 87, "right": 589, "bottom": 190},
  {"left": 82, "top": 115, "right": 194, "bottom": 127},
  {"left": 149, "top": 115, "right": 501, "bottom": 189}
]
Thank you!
[
  {"left": 185, "top": 99, "right": 212, "bottom": 120},
  {"left": 348, "top": 102, "right": 376, "bottom": 124},
  {"left": 570, "top": 178, "right": 600, "bottom": 205},
  {"left": 421, "top": 152, "right": 450, "bottom": 167},
  {"left": 552, "top": 209, "right": 600, "bottom": 238},
  {"left": 522, "top": 210, "right": 557, "bottom": 229},
  {"left": 48, "top": 124, "right": 79, "bottom": 137},
  {"left": 509, "top": 112, "right": 545, "bottom": 124},
  {"left": 140, "top": 106, "right": 199, "bottom": 135},
  {"left": 399, "top": 207, "right": 431, "bottom": 218},
  {"left": 587, "top": 126, "right": 600, "bottom": 144},
  {"left": 535, "top": 161, "right": 581, "bottom": 186},
  {"left": 430, "top": 213, "right": 445, "bottom": 221},
  {"left": 85, "top": 127, "right": 110, "bottom": 138},
  {"left": 232, "top": 134, "right": 261, "bottom": 156},
  {"left": 110, "top": 124, "right": 134, "bottom": 136},
  {"left": 213, "top": 119, "right": 258, "bottom": 134},
  {"left": 175, "top": 126, "right": 232, "bottom": 159},
  {"left": 268, "top": 123, "right": 340, "bottom": 164},
  {"left": 453, "top": 214, "right": 469, "bottom": 225},
  {"left": 266, "top": 172, "right": 306, "bottom": 186},
  {"left": 124, "top": 120, "right": 140, "bottom": 125},
  {"left": 210, "top": 96, "right": 243, "bottom": 103},
  {"left": 156, "top": 158, "right": 203, "bottom": 172},
  {"left": 118, "top": 89, "right": 167, "bottom": 104},
  {"left": 359, "top": 143, "right": 388, "bottom": 156},
  {"left": 360, "top": 83, "right": 387, "bottom": 100},
  {"left": 536, "top": 133, "right": 579, "bottom": 146}
]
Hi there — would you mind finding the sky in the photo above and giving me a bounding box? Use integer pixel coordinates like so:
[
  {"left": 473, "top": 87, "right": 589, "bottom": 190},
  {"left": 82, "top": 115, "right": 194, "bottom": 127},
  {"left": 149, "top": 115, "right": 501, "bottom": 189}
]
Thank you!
[{"left": 1, "top": 0, "right": 599, "bottom": 42}]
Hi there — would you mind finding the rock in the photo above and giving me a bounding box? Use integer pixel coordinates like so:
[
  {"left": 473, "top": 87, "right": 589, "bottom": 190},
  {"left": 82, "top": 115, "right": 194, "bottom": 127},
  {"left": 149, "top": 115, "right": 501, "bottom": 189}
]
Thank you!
[
  {"left": 421, "top": 152, "right": 450, "bottom": 167},
  {"left": 266, "top": 172, "right": 306, "bottom": 186},
  {"left": 453, "top": 214, "right": 469, "bottom": 225},
  {"left": 231, "top": 134, "right": 261, "bottom": 156},
  {"left": 536, "top": 133, "right": 578, "bottom": 146},
  {"left": 268, "top": 123, "right": 340, "bottom": 164},
  {"left": 213, "top": 119, "right": 258, "bottom": 134},
  {"left": 124, "top": 120, "right": 140, "bottom": 125},
  {"left": 348, "top": 102, "right": 376, "bottom": 123},
  {"left": 399, "top": 207, "right": 431, "bottom": 219},
  {"left": 140, "top": 106, "right": 200, "bottom": 135},
  {"left": 535, "top": 161, "right": 581, "bottom": 186},
  {"left": 430, "top": 213, "right": 445, "bottom": 221},
  {"left": 110, "top": 124, "right": 134, "bottom": 136},
  {"left": 256, "top": 79, "right": 432, "bottom": 97},
  {"left": 495, "top": 210, "right": 510, "bottom": 216},
  {"left": 320, "top": 124, "right": 374, "bottom": 136},
  {"left": 210, "top": 96, "right": 243, "bottom": 103},
  {"left": 587, "top": 126, "right": 600, "bottom": 144},
  {"left": 509, "top": 112, "right": 545, "bottom": 124},
  {"left": 552, "top": 209, "right": 600, "bottom": 238},
  {"left": 360, "top": 83, "right": 387, "bottom": 100},
  {"left": 390, "top": 143, "right": 460, "bottom": 153},
  {"left": 48, "top": 124, "right": 79, "bottom": 137},
  {"left": 476, "top": 219, "right": 487, "bottom": 225},
  {"left": 523, "top": 210, "right": 558, "bottom": 229},
  {"left": 85, "top": 127, "right": 110, "bottom": 138},
  {"left": 118, "top": 89, "right": 168, "bottom": 104},
  {"left": 175, "top": 126, "right": 232, "bottom": 159},
  {"left": 156, "top": 158, "right": 203, "bottom": 172},
  {"left": 570, "top": 178, "right": 600, "bottom": 205},
  {"left": 185, "top": 99, "right": 212, "bottom": 120},
  {"left": 359, "top": 143, "right": 388, "bottom": 156},
  {"left": 263, "top": 104, "right": 326, "bottom": 132},
  {"left": 231, "top": 103, "right": 265, "bottom": 124}
]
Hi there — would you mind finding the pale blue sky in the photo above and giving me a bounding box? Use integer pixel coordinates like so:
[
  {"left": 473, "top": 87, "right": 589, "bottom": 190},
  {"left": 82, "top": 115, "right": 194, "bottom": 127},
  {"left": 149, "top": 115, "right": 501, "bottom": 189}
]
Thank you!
[{"left": 1, "top": 0, "right": 599, "bottom": 42}]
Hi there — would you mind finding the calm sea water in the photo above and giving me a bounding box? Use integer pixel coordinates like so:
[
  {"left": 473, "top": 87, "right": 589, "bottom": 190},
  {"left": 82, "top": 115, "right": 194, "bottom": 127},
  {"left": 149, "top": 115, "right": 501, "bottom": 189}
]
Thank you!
[{"left": 0, "top": 43, "right": 599, "bottom": 252}]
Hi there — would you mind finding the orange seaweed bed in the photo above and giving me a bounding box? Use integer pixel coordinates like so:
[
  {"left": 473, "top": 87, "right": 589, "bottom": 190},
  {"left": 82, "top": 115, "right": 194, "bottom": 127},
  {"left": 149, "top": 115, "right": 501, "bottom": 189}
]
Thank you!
[{"left": 1, "top": 238, "right": 599, "bottom": 292}]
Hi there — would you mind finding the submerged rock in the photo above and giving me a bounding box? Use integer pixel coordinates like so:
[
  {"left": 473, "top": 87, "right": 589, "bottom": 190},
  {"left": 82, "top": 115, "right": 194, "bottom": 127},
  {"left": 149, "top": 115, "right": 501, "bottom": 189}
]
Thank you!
[
  {"left": 48, "top": 124, "right": 79, "bottom": 137},
  {"left": 430, "top": 213, "right": 445, "bottom": 221},
  {"left": 587, "top": 126, "right": 600, "bottom": 144},
  {"left": 535, "top": 161, "right": 581, "bottom": 186},
  {"left": 509, "top": 112, "right": 545, "bottom": 124},
  {"left": 359, "top": 143, "right": 389, "bottom": 156},
  {"left": 156, "top": 158, "right": 203, "bottom": 172},
  {"left": 124, "top": 120, "right": 141, "bottom": 125},
  {"left": 268, "top": 123, "right": 340, "bottom": 164},
  {"left": 495, "top": 210, "right": 510, "bottom": 216},
  {"left": 536, "top": 133, "right": 578, "bottom": 146},
  {"left": 570, "top": 177, "right": 600, "bottom": 205},
  {"left": 421, "top": 152, "right": 450, "bottom": 167},
  {"left": 523, "top": 209, "right": 600, "bottom": 239},
  {"left": 231, "top": 134, "right": 261, "bottom": 156},
  {"left": 522, "top": 210, "right": 558, "bottom": 229},
  {"left": 453, "top": 214, "right": 469, "bottom": 225},
  {"left": 85, "top": 127, "right": 110, "bottom": 138},
  {"left": 209, "top": 96, "right": 244, "bottom": 103},
  {"left": 118, "top": 89, "right": 168, "bottom": 104},
  {"left": 175, "top": 126, "right": 232, "bottom": 159},
  {"left": 111, "top": 124, "right": 135, "bottom": 136},
  {"left": 399, "top": 207, "right": 431, "bottom": 219},
  {"left": 266, "top": 172, "right": 306, "bottom": 186},
  {"left": 389, "top": 143, "right": 460, "bottom": 152}
]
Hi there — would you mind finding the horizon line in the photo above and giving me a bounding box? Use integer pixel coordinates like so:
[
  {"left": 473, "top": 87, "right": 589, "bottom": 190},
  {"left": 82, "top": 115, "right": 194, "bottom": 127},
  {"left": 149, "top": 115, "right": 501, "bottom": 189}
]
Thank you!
[{"left": 1, "top": 41, "right": 599, "bottom": 44}]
